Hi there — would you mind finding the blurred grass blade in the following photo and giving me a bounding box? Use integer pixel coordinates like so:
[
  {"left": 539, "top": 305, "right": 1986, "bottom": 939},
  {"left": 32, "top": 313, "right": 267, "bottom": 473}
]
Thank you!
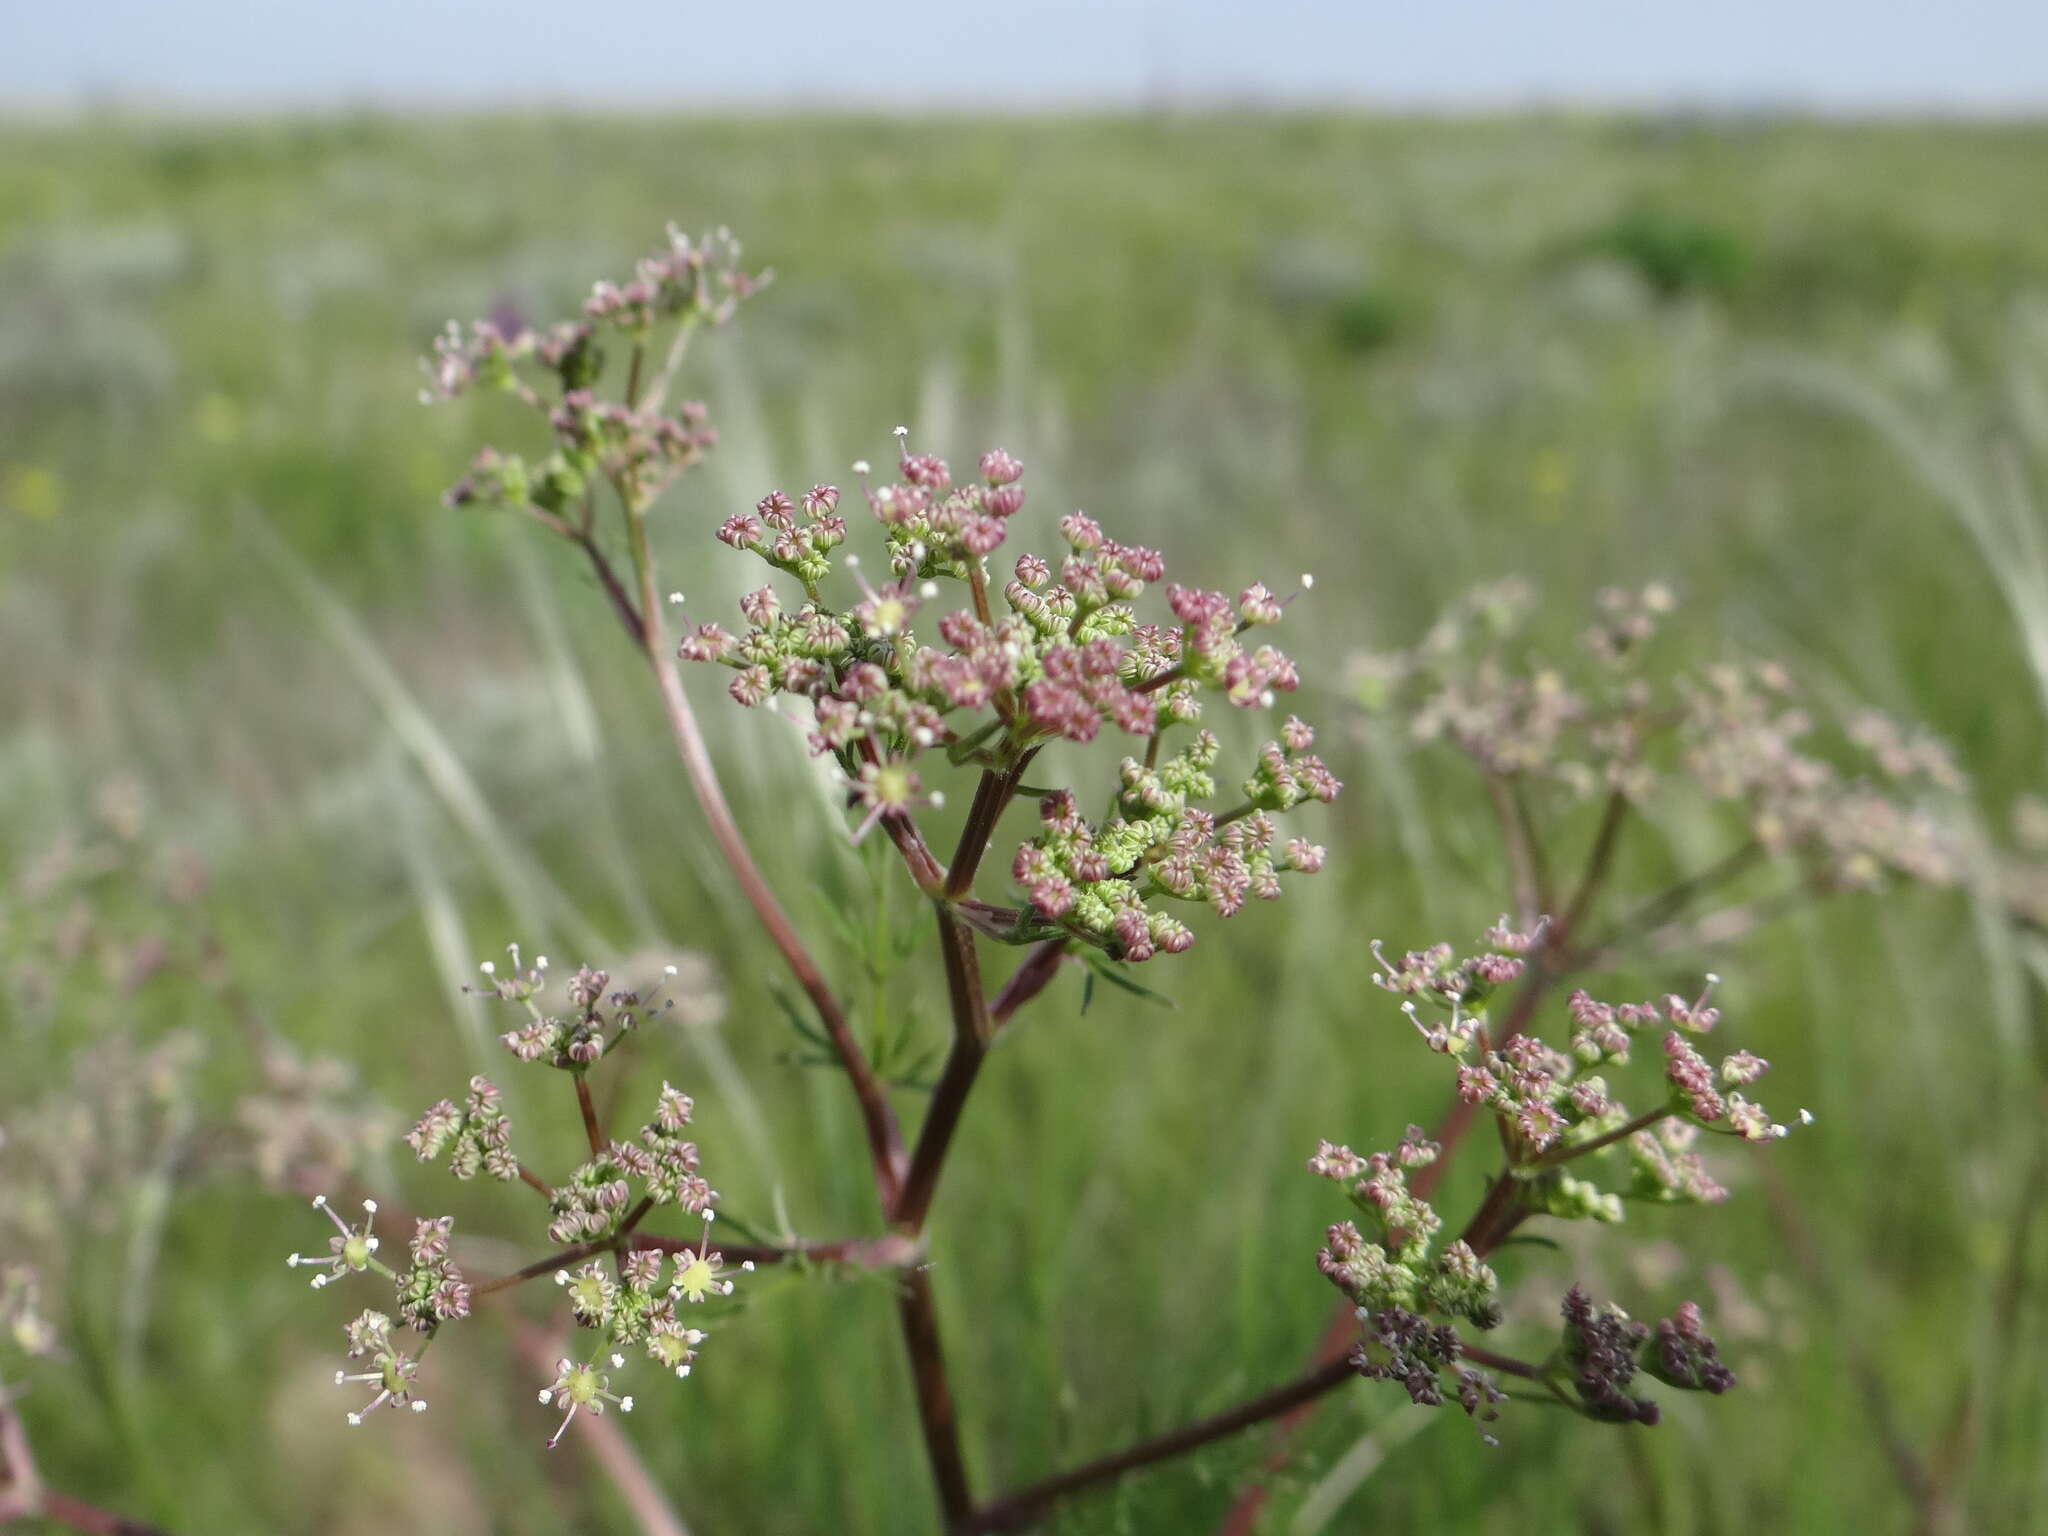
[
  {"left": 503, "top": 525, "right": 662, "bottom": 943},
  {"left": 389, "top": 767, "right": 495, "bottom": 1070},
  {"left": 238, "top": 502, "right": 606, "bottom": 957},
  {"left": 1741, "top": 352, "right": 2048, "bottom": 714},
  {"left": 1291, "top": 1407, "right": 1439, "bottom": 1534}
]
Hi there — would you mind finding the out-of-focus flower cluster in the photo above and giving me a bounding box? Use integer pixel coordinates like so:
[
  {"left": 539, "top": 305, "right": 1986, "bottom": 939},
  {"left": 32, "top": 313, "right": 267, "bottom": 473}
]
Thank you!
[
  {"left": 1355, "top": 580, "right": 1960, "bottom": 891},
  {"left": 4, "top": 794, "right": 399, "bottom": 1416},
  {"left": 681, "top": 440, "right": 1339, "bottom": 960},
  {"left": 1, "top": 779, "right": 208, "bottom": 1024},
  {"left": 1, "top": 1031, "right": 205, "bottom": 1280},
  {"left": 1, "top": 1029, "right": 210, "bottom": 1381},
  {"left": 1995, "top": 793, "right": 2048, "bottom": 933},
  {"left": 426, "top": 226, "right": 765, "bottom": 515},
  {"left": 1, "top": 1265, "right": 55, "bottom": 1365},
  {"left": 238, "top": 1036, "right": 394, "bottom": 1194},
  {"left": 8, "top": 786, "right": 389, "bottom": 1183},
  {"left": 1681, "top": 669, "right": 1958, "bottom": 887}
]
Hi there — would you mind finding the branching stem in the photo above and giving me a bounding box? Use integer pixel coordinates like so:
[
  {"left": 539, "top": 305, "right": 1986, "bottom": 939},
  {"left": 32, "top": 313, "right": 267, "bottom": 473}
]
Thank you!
[
  {"left": 1520, "top": 1108, "right": 1672, "bottom": 1172},
  {"left": 517, "top": 1162, "right": 555, "bottom": 1198}
]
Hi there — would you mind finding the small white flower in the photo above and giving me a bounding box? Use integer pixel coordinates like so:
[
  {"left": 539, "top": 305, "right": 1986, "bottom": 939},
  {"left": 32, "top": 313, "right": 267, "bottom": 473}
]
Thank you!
[{"left": 287, "top": 1196, "right": 383, "bottom": 1288}]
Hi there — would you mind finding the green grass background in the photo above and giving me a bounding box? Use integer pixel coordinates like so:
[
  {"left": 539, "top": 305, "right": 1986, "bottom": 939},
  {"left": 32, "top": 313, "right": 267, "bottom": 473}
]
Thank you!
[{"left": 2, "top": 112, "right": 2046, "bottom": 1533}]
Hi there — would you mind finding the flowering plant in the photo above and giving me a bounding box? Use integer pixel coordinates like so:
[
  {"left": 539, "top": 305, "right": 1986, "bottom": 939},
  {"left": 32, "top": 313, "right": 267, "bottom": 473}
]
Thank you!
[
  {"left": 3, "top": 225, "right": 1969, "bottom": 1536},
  {"left": 262, "top": 226, "right": 1970, "bottom": 1535}
]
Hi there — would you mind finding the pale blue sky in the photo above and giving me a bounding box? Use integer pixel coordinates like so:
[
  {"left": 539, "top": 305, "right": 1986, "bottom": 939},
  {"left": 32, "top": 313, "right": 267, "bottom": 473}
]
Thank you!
[{"left": 6, "top": 0, "right": 2044, "bottom": 111}]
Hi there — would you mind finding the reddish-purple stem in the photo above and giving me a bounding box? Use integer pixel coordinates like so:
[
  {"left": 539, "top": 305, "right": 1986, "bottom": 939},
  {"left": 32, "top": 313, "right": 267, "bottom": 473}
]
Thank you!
[
  {"left": 37, "top": 1493, "right": 175, "bottom": 1536},
  {"left": 643, "top": 614, "right": 906, "bottom": 1205},
  {"left": 966, "top": 1359, "right": 1358, "bottom": 1532},
  {"left": 574, "top": 1076, "right": 605, "bottom": 1157},
  {"left": 992, "top": 939, "right": 1071, "bottom": 1026},
  {"left": 900, "top": 1263, "right": 975, "bottom": 1528}
]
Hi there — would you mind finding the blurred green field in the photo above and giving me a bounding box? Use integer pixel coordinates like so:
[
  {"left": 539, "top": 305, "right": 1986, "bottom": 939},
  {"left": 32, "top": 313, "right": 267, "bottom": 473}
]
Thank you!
[{"left": 3, "top": 112, "right": 2047, "bottom": 1533}]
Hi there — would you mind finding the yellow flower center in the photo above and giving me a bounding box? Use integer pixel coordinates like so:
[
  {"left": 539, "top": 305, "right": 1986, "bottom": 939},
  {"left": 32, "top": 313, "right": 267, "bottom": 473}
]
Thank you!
[{"left": 677, "top": 1256, "right": 716, "bottom": 1300}]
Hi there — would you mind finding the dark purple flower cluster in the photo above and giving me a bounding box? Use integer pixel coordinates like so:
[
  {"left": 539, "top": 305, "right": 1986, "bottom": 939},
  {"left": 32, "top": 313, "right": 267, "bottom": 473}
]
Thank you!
[
  {"left": 1559, "top": 1286, "right": 1735, "bottom": 1425},
  {"left": 1642, "top": 1300, "right": 1737, "bottom": 1394},
  {"left": 1350, "top": 1306, "right": 1503, "bottom": 1424},
  {"left": 1560, "top": 1284, "right": 1661, "bottom": 1425}
]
